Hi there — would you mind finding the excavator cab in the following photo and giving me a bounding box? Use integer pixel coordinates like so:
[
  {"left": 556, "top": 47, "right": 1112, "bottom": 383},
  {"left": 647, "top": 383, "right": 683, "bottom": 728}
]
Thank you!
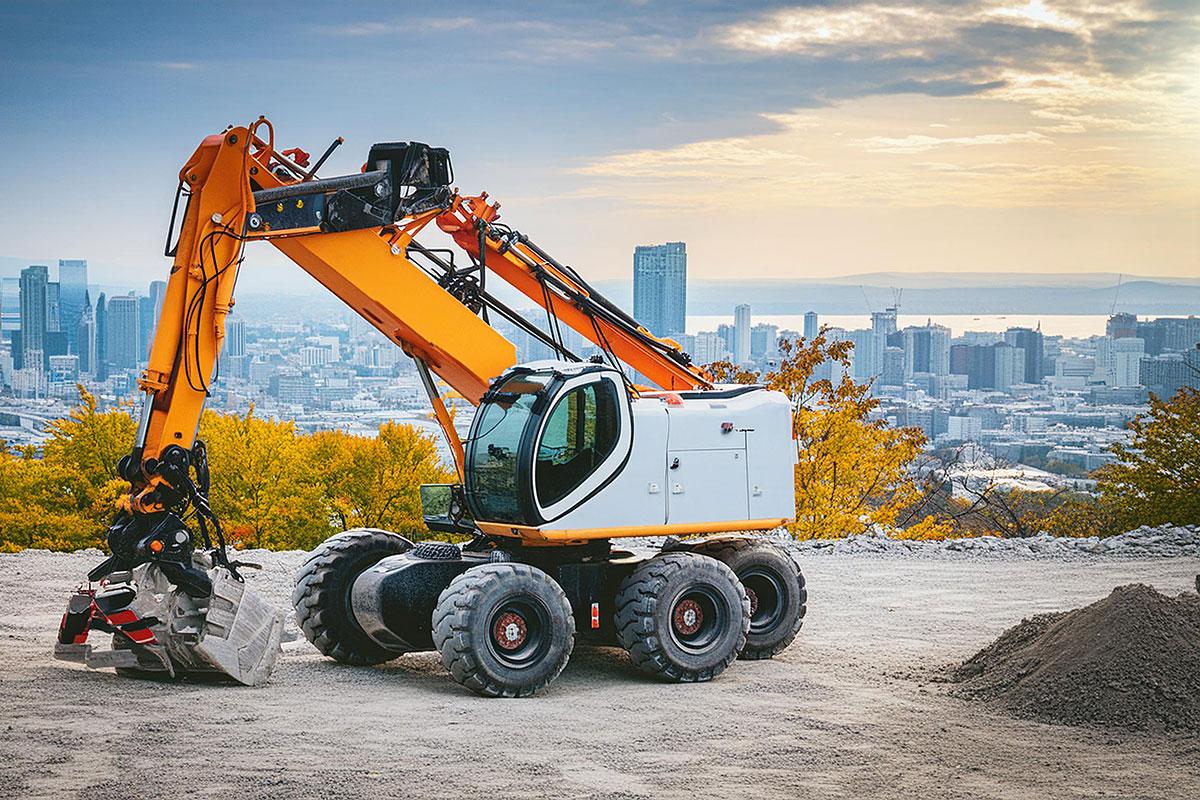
[{"left": 466, "top": 362, "right": 632, "bottom": 528}]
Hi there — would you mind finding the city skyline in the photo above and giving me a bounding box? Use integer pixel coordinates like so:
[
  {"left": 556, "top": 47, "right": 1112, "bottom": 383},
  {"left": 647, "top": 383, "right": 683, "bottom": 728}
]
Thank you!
[{"left": 2, "top": 2, "right": 1197, "bottom": 290}]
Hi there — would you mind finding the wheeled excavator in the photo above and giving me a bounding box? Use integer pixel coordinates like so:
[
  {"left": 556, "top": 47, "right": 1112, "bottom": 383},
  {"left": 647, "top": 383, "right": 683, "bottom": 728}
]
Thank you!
[{"left": 54, "top": 117, "right": 808, "bottom": 696}]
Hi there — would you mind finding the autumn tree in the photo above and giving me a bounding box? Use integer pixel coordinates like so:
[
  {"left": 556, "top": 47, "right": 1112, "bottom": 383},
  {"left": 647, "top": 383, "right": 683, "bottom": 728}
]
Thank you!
[
  {"left": 708, "top": 331, "right": 947, "bottom": 539},
  {"left": 1093, "top": 386, "right": 1200, "bottom": 529}
]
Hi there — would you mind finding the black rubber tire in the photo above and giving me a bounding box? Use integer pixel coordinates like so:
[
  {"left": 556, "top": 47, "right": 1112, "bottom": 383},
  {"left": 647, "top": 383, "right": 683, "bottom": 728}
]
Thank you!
[
  {"left": 293, "top": 528, "right": 413, "bottom": 665},
  {"left": 614, "top": 552, "right": 749, "bottom": 682},
  {"left": 691, "top": 537, "right": 807, "bottom": 660},
  {"left": 432, "top": 563, "right": 575, "bottom": 698}
]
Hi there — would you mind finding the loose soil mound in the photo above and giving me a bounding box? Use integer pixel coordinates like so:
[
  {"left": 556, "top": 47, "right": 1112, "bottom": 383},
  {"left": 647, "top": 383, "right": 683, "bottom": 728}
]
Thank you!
[{"left": 951, "top": 584, "right": 1200, "bottom": 732}]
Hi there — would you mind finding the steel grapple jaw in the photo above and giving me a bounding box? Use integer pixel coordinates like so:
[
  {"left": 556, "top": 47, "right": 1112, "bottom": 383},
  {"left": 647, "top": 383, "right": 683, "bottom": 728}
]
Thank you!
[{"left": 54, "top": 514, "right": 284, "bottom": 686}]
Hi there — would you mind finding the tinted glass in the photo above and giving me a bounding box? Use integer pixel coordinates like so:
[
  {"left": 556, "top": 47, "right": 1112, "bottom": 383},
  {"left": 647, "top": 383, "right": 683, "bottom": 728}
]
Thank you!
[
  {"left": 536, "top": 379, "right": 621, "bottom": 507},
  {"left": 468, "top": 374, "right": 549, "bottom": 522}
]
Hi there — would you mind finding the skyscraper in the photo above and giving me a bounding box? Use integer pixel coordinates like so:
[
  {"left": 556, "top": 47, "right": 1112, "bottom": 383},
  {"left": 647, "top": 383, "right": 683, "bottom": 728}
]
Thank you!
[
  {"left": 850, "top": 328, "right": 884, "bottom": 380},
  {"left": 633, "top": 242, "right": 687, "bottom": 340},
  {"left": 750, "top": 323, "right": 778, "bottom": 360},
  {"left": 139, "top": 294, "right": 156, "bottom": 360},
  {"left": 803, "top": 311, "right": 818, "bottom": 340},
  {"left": 106, "top": 293, "right": 140, "bottom": 371},
  {"left": 76, "top": 291, "right": 95, "bottom": 374},
  {"left": 19, "top": 265, "right": 49, "bottom": 365},
  {"left": 95, "top": 292, "right": 109, "bottom": 380},
  {"left": 871, "top": 307, "right": 898, "bottom": 337},
  {"left": 225, "top": 314, "right": 246, "bottom": 358},
  {"left": 1003, "top": 326, "right": 1044, "bottom": 384},
  {"left": 149, "top": 280, "right": 167, "bottom": 323},
  {"left": 58, "top": 259, "right": 88, "bottom": 353},
  {"left": 733, "top": 304, "right": 751, "bottom": 363},
  {"left": 1106, "top": 313, "right": 1137, "bottom": 339},
  {"left": 902, "top": 321, "right": 951, "bottom": 377},
  {"left": 0, "top": 276, "right": 19, "bottom": 342}
]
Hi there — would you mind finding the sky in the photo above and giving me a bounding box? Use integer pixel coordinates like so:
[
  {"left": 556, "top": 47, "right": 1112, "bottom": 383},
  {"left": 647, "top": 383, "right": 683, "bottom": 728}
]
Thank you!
[{"left": 1, "top": 0, "right": 1197, "bottom": 292}]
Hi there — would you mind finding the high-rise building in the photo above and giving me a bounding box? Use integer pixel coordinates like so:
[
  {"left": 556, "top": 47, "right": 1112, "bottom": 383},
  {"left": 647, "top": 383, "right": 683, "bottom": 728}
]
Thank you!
[
  {"left": 1140, "top": 347, "right": 1200, "bottom": 398},
  {"left": 692, "top": 331, "right": 729, "bottom": 364},
  {"left": 106, "top": 294, "right": 141, "bottom": 371},
  {"left": 0, "top": 276, "right": 19, "bottom": 342},
  {"left": 58, "top": 259, "right": 88, "bottom": 353},
  {"left": 19, "top": 265, "right": 49, "bottom": 365},
  {"left": 871, "top": 307, "right": 897, "bottom": 337},
  {"left": 1094, "top": 336, "right": 1144, "bottom": 387},
  {"left": 632, "top": 242, "right": 686, "bottom": 340},
  {"left": 750, "top": 323, "right": 778, "bottom": 360},
  {"left": 849, "top": 328, "right": 884, "bottom": 381},
  {"left": 1003, "top": 326, "right": 1044, "bottom": 384},
  {"left": 902, "top": 321, "right": 951, "bottom": 377},
  {"left": 46, "top": 281, "right": 61, "bottom": 333},
  {"left": 881, "top": 346, "right": 905, "bottom": 386},
  {"left": 149, "top": 280, "right": 167, "bottom": 325},
  {"left": 139, "top": 295, "right": 156, "bottom": 361},
  {"left": 76, "top": 291, "right": 95, "bottom": 374},
  {"left": 225, "top": 314, "right": 246, "bottom": 358},
  {"left": 95, "top": 292, "right": 109, "bottom": 380},
  {"left": 1106, "top": 313, "right": 1137, "bottom": 339},
  {"left": 733, "top": 304, "right": 751, "bottom": 363},
  {"left": 803, "top": 311, "right": 818, "bottom": 340},
  {"left": 992, "top": 342, "right": 1026, "bottom": 392}
]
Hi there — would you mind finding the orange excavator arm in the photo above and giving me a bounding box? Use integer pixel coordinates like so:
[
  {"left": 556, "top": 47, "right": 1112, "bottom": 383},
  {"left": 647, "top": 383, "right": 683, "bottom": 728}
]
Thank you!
[{"left": 125, "top": 117, "right": 709, "bottom": 521}]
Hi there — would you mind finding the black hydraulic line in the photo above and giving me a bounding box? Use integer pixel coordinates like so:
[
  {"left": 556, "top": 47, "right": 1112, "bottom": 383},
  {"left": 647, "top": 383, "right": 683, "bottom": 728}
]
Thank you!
[
  {"left": 406, "top": 241, "right": 581, "bottom": 363},
  {"left": 486, "top": 226, "right": 694, "bottom": 368},
  {"left": 477, "top": 222, "right": 489, "bottom": 324},
  {"left": 303, "top": 137, "right": 344, "bottom": 181},
  {"left": 518, "top": 236, "right": 643, "bottom": 330},
  {"left": 252, "top": 170, "right": 388, "bottom": 204}
]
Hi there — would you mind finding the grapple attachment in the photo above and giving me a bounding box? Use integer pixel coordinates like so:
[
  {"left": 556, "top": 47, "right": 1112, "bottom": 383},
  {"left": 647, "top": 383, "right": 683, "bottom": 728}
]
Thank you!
[{"left": 55, "top": 555, "right": 284, "bottom": 686}]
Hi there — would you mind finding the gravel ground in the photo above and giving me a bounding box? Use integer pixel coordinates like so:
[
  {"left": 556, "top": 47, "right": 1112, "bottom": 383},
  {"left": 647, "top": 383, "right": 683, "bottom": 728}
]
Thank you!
[{"left": 1, "top": 547, "right": 1198, "bottom": 800}]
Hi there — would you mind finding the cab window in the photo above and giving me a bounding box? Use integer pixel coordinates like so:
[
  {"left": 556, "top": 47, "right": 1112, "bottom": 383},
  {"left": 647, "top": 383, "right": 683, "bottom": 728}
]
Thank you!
[
  {"left": 468, "top": 374, "right": 549, "bottom": 522},
  {"left": 535, "top": 379, "right": 620, "bottom": 507}
]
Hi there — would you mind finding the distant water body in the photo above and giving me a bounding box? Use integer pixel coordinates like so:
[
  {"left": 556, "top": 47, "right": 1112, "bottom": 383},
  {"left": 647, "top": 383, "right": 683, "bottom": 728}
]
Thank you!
[{"left": 687, "top": 314, "right": 1113, "bottom": 339}]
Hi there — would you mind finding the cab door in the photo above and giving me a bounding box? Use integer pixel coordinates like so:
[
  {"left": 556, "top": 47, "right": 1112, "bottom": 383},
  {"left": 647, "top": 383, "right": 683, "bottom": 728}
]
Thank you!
[{"left": 530, "top": 370, "right": 632, "bottom": 523}]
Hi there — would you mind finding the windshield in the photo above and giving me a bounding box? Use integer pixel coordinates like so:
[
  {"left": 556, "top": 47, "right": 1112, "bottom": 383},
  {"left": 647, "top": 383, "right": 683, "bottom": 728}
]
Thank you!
[{"left": 467, "top": 373, "right": 550, "bottom": 523}]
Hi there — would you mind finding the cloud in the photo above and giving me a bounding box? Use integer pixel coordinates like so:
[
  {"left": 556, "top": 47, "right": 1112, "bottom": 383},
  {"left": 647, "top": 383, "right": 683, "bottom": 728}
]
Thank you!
[
  {"left": 854, "top": 131, "right": 1052, "bottom": 153},
  {"left": 325, "top": 17, "right": 475, "bottom": 36},
  {"left": 571, "top": 136, "right": 804, "bottom": 178},
  {"left": 154, "top": 61, "right": 197, "bottom": 71}
]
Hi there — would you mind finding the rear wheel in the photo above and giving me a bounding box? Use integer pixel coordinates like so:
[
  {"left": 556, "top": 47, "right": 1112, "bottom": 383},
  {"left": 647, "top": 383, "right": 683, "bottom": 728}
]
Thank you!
[
  {"left": 692, "top": 537, "right": 807, "bottom": 660},
  {"left": 432, "top": 563, "right": 575, "bottom": 697},
  {"left": 293, "top": 529, "right": 414, "bottom": 665},
  {"left": 615, "top": 552, "right": 749, "bottom": 682}
]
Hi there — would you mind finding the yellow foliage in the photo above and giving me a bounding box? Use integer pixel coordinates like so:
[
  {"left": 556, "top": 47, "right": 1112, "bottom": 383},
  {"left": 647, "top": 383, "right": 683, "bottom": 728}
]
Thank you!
[{"left": 1, "top": 389, "right": 453, "bottom": 553}]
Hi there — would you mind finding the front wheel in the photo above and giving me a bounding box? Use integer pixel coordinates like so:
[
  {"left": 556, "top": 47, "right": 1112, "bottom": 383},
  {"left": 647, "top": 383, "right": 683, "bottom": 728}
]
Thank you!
[
  {"left": 615, "top": 552, "right": 749, "bottom": 682},
  {"left": 293, "top": 529, "right": 414, "bottom": 665},
  {"left": 432, "top": 563, "right": 575, "bottom": 697}
]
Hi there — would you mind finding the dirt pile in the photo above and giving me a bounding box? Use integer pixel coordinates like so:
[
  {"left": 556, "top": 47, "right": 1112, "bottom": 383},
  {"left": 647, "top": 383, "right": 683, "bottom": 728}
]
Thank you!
[{"left": 951, "top": 583, "right": 1200, "bottom": 732}]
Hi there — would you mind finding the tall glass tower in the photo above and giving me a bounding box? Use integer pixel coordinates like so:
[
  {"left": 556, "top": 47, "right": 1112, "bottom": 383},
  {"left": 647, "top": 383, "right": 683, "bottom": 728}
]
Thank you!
[
  {"left": 58, "top": 259, "right": 88, "bottom": 354},
  {"left": 633, "top": 242, "right": 686, "bottom": 340}
]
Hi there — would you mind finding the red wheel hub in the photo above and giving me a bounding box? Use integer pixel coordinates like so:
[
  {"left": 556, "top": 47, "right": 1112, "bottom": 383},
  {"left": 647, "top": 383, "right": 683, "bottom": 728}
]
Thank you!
[
  {"left": 493, "top": 612, "right": 528, "bottom": 650},
  {"left": 745, "top": 586, "right": 759, "bottom": 616},
  {"left": 673, "top": 598, "right": 703, "bottom": 636}
]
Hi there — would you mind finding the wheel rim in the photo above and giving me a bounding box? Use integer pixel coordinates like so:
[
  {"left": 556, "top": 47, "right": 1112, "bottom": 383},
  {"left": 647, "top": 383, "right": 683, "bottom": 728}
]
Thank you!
[
  {"left": 741, "top": 567, "right": 785, "bottom": 636},
  {"left": 668, "top": 587, "right": 727, "bottom": 653},
  {"left": 486, "top": 597, "right": 551, "bottom": 669}
]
